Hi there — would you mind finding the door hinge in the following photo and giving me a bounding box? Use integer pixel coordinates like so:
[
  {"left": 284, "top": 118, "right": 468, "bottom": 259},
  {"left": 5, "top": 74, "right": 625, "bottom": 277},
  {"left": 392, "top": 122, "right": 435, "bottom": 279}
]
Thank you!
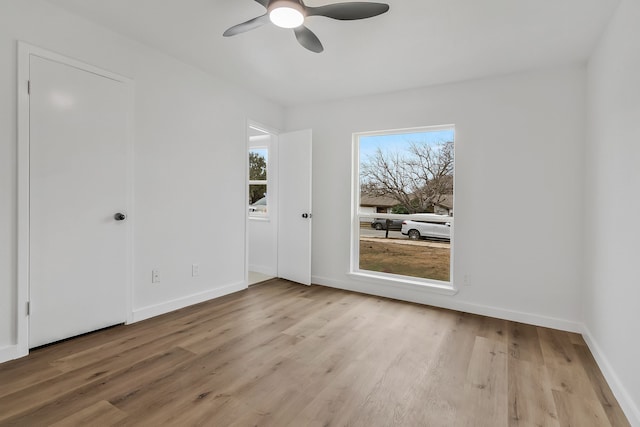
[
  {"left": 27, "top": 80, "right": 31, "bottom": 95},
  {"left": 26, "top": 301, "right": 30, "bottom": 316}
]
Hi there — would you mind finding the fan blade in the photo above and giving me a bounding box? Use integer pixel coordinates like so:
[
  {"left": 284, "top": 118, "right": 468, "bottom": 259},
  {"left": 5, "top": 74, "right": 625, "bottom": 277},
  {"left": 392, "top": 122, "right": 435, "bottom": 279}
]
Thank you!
[
  {"left": 254, "top": 0, "right": 269, "bottom": 7},
  {"left": 306, "top": 2, "right": 389, "bottom": 20},
  {"left": 293, "top": 26, "right": 324, "bottom": 53},
  {"left": 223, "top": 14, "right": 270, "bottom": 37}
]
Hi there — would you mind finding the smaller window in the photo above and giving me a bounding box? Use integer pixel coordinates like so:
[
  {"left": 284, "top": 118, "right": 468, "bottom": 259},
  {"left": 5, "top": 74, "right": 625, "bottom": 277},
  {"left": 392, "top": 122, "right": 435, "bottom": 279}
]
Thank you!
[{"left": 249, "top": 147, "right": 268, "bottom": 217}]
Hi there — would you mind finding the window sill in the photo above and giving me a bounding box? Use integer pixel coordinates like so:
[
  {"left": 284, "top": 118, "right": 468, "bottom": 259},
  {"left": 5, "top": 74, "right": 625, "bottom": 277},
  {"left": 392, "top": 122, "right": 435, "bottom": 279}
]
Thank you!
[{"left": 348, "top": 271, "right": 458, "bottom": 296}]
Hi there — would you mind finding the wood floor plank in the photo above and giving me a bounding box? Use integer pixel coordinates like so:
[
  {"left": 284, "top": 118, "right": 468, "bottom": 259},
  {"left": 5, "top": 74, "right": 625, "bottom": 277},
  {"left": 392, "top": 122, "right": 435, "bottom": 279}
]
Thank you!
[
  {"left": 110, "top": 333, "right": 303, "bottom": 425},
  {"left": 508, "top": 322, "right": 544, "bottom": 365},
  {"left": 49, "top": 400, "right": 127, "bottom": 427},
  {"left": 1, "top": 347, "right": 197, "bottom": 425},
  {"left": 272, "top": 299, "right": 410, "bottom": 425},
  {"left": 552, "top": 389, "right": 612, "bottom": 427},
  {"left": 477, "top": 315, "right": 509, "bottom": 345},
  {"left": 316, "top": 305, "right": 442, "bottom": 426},
  {"left": 280, "top": 295, "right": 396, "bottom": 364},
  {"left": 567, "top": 332, "right": 586, "bottom": 346},
  {"left": 0, "top": 329, "right": 204, "bottom": 422},
  {"left": 0, "top": 361, "right": 64, "bottom": 399},
  {"left": 0, "top": 280, "right": 630, "bottom": 426},
  {"left": 178, "top": 295, "right": 319, "bottom": 354},
  {"left": 572, "top": 343, "right": 631, "bottom": 427},
  {"left": 400, "top": 312, "right": 484, "bottom": 426},
  {"left": 280, "top": 291, "right": 362, "bottom": 338},
  {"left": 537, "top": 327, "right": 601, "bottom": 402},
  {"left": 118, "top": 296, "right": 390, "bottom": 426},
  {"left": 249, "top": 299, "right": 412, "bottom": 426},
  {"left": 283, "top": 346, "right": 401, "bottom": 426},
  {"left": 460, "top": 336, "right": 509, "bottom": 427},
  {"left": 508, "top": 358, "right": 560, "bottom": 426},
  {"left": 537, "top": 328, "right": 579, "bottom": 367}
]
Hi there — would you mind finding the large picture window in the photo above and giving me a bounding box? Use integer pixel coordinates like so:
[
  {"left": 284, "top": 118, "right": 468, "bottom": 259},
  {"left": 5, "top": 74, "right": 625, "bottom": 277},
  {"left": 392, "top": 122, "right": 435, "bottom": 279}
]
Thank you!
[{"left": 352, "top": 125, "right": 455, "bottom": 287}]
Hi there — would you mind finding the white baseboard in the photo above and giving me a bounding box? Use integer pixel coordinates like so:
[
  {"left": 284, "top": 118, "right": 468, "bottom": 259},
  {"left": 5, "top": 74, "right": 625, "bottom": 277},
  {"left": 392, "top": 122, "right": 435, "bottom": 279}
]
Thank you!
[
  {"left": 581, "top": 325, "right": 640, "bottom": 427},
  {"left": 130, "top": 281, "right": 247, "bottom": 323},
  {"left": 0, "top": 345, "right": 23, "bottom": 364},
  {"left": 312, "top": 275, "right": 582, "bottom": 333}
]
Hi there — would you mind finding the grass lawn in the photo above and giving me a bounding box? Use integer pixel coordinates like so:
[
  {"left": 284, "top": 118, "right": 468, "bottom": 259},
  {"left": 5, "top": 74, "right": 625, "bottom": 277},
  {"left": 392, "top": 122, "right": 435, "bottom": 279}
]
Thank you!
[{"left": 359, "top": 239, "right": 450, "bottom": 282}]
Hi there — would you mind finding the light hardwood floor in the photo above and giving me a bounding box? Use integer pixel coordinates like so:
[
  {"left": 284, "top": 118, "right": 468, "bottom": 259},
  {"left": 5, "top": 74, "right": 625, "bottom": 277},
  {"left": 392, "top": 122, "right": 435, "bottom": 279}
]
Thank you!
[{"left": 0, "top": 280, "right": 630, "bottom": 426}]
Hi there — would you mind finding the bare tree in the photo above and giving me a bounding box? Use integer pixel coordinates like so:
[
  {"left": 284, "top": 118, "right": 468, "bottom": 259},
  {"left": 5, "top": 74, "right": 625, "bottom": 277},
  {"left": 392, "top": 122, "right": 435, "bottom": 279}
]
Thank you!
[{"left": 361, "top": 140, "right": 453, "bottom": 214}]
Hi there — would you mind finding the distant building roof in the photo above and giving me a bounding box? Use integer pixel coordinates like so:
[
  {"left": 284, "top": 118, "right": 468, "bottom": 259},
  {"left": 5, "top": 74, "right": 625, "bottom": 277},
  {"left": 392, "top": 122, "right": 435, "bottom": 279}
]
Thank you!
[
  {"left": 434, "top": 194, "right": 453, "bottom": 209},
  {"left": 360, "top": 193, "right": 453, "bottom": 209},
  {"left": 360, "top": 194, "right": 399, "bottom": 207}
]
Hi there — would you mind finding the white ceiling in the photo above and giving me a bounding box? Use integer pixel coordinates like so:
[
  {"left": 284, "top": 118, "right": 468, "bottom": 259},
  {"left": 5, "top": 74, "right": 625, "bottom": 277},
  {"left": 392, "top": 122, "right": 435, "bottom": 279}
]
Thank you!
[{"left": 46, "top": 0, "right": 619, "bottom": 107}]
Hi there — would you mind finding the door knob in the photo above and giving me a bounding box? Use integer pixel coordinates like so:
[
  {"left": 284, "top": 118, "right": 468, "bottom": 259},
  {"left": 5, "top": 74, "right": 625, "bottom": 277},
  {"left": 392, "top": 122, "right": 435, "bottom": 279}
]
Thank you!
[
  {"left": 114, "top": 213, "right": 126, "bottom": 221},
  {"left": 302, "top": 213, "right": 308, "bottom": 219}
]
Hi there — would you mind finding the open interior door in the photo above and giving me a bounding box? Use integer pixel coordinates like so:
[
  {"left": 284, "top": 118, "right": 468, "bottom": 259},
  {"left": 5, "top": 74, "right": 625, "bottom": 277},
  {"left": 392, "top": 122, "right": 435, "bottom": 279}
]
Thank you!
[{"left": 277, "top": 129, "right": 312, "bottom": 285}]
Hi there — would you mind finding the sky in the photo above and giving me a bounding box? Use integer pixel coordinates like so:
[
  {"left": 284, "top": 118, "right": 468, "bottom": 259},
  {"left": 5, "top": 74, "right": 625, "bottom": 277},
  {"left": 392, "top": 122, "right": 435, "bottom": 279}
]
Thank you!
[
  {"left": 359, "top": 129, "right": 454, "bottom": 163},
  {"left": 250, "top": 147, "right": 268, "bottom": 162}
]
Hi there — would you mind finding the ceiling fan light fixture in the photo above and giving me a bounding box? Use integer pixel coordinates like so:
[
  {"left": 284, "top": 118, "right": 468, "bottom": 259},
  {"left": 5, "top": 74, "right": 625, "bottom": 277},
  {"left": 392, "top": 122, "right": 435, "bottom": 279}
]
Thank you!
[
  {"left": 224, "top": 0, "right": 390, "bottom": 53},
  {"left": 268, "top": 1, "right": 305, "bottom": 29}
]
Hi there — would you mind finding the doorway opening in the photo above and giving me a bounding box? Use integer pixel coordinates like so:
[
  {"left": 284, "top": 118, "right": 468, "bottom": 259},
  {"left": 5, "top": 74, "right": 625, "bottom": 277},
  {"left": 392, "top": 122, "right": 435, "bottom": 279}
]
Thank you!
[
  {"left": 247, "top": 124, "right": 278, "bottom": 286},
  {"left": 245, "top": 123, "right": 313, "bottom": 288}
]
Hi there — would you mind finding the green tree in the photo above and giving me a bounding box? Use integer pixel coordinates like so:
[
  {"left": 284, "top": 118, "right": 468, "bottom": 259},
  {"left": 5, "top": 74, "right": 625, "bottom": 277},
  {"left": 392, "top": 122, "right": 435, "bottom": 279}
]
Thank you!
[{"left": 249, "top": 152, "right": 267, "bottom": 181}]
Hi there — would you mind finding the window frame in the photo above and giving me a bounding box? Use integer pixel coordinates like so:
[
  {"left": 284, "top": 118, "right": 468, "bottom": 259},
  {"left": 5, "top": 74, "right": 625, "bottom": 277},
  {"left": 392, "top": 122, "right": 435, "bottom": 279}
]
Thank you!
[
  {"left": 350, "top": 125, "right": 457, "bottom": 293},
  {"left": 248, "top": 140, "right": 270, "bottom": 220}
]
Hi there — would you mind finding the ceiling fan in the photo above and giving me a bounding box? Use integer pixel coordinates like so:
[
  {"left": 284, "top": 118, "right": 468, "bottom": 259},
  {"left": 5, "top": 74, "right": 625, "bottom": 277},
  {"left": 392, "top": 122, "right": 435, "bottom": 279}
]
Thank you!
[{"left": 223, "top": 0, "right": 390, "bottom": 53}]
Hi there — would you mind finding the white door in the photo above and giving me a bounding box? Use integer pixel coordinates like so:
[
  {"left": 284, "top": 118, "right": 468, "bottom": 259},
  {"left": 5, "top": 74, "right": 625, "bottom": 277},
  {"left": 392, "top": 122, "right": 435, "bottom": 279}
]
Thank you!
[
  {"left": 277, "top": 129, "right": 312, "bottom": 285},
  {"left": 29, "top": 55, "right": 130, "bottom": 348}
]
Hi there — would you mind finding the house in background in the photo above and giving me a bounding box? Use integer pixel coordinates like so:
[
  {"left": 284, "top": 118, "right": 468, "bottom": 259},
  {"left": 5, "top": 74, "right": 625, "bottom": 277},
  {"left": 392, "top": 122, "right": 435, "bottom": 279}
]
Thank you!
[
  {"left": 360, "top": 193, "right": 453, "bottom": 217},
  {"left": 359, "top": 194, "right": 399, "bottom": 224},
  {"left": 433, "top": 194, "right": 453, "bottom": 216},
  {"left": 0, "top": 0, "right": 638, "bottom": 423},
  {"left": 359, "top": 194, "right": 398, "bottom": 213}
]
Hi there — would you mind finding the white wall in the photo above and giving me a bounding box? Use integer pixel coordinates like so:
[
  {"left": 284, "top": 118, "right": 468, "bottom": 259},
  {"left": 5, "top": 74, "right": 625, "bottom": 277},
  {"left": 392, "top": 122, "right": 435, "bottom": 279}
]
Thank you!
[
  {"left": 285, "top": 65, "right": 586, "bottom": 331},
  {"left": 584, "top": 0, "right": 640, "bottom": 423},
  {"left": 0, "top": 0, "right": 283, "bottom": 360}
]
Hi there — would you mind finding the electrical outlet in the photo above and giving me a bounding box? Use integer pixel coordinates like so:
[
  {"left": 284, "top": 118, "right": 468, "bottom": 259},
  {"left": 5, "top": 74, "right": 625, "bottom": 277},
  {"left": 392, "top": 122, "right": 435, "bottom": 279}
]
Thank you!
[
  {"left": 192, "top": 264, "right": 200, "bottom": 277},
  {"left": 463, "top": 273, "right": 470, "bottom": 286},
  {"left": 152, "top": 269, "right": 160, "bottom": 283}
]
